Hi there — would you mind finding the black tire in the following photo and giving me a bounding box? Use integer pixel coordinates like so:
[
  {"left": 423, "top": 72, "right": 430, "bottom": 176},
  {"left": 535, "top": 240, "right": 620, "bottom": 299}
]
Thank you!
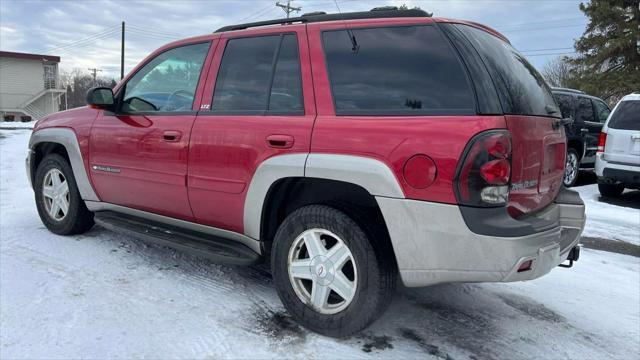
[
  {"left": 598, "top": 183, "right": 624, "bottom": 197},
  {"left": 34, "top": 153, "right": 94, "bottom": 235},
  {"left": 563, "top": 148, "right": 580, "bottom": 187},
  {"left": 271, "top": 205, "right": 396, "bottom": 338}
]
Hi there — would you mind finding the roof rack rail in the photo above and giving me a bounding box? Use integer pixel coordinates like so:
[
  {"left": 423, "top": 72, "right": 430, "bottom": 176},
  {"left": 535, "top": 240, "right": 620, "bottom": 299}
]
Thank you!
[
  {"left": 214, "top": 9, "right": 430, "bottom": 33},
  {"left": 550, "top": 86, "right": 585, "bottom": 94}
]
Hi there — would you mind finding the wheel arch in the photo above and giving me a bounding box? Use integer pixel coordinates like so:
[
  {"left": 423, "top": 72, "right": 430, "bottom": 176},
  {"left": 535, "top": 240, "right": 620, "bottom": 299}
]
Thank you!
[
  {"left": 259, "top": 177, "right": 398, "bottom": 269},
  {"left": 29, "top": 128, "right": 99, "bottom": 201},
  {"left": 244, "top": 153, "right": 404, "bottom": 268}
]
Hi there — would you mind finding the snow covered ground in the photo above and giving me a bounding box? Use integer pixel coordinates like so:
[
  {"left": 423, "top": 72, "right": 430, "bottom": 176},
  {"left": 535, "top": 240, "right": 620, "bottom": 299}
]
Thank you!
[
  {"left": 1, "top": 129, "right": 639, "bottom": 359},
  {"left": 575, "top": 184, "right": 640, "bottom": 245},
  {"left": 0, "top": 121, "right": 35, "bottom": 130}
]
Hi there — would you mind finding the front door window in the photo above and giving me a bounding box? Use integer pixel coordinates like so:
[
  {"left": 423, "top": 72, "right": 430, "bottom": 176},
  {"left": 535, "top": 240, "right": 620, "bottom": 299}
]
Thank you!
[{"left": 122, "top": 42, "right": 210, "bottom": 113}]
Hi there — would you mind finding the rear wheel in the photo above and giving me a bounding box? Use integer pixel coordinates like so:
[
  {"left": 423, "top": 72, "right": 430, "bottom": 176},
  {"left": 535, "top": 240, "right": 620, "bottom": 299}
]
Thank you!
[
  {"left": 271, "top": 205, "right": 396, "bottom": 337},
  {"left": 598, "top": 183, "right": 624, "bottom": 197},
  {"left": 563, "top": 148, "right": 580, "bottom": 187},
  {"left": 34, "top": 154, "right": 94, "bottom": 235}
]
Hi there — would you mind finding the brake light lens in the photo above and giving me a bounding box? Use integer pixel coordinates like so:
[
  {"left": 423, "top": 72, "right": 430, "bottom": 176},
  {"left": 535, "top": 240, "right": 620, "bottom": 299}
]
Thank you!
[
  {"left": 455, "top": 130, "right": 512, "bottom": 207},
  {"left": 597, "top": 132, "right": 607, "bottom": 153}
]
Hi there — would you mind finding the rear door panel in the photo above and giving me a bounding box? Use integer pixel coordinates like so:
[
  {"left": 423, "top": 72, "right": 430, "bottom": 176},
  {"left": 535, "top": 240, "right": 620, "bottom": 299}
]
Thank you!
[{"left": 187, "top": 25, "right": 315, "bottom": 234}]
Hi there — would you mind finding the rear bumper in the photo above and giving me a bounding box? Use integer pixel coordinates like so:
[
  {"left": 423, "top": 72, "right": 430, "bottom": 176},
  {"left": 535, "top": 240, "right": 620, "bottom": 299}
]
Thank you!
[
  {"left": 376, "top": 188, "right": 585, "bottom": 287},
  {"left": 595, "top": 153, "right": 640, "bottom": 187}
]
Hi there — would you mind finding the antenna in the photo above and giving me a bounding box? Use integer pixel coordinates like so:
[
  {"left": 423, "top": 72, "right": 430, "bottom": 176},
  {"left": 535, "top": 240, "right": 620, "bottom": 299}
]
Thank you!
[{"left": 332, "top": 0, "right": 358, "bottom": 53}]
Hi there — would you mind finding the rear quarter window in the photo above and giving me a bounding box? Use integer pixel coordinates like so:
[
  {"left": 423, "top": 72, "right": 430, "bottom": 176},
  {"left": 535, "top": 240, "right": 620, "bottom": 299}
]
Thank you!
[
  {"left": 456, "top": 24, "right": 560, "bottom": 118},
  {"left": 608, "top": 101, "right": 640, "bottom": 130},
  {"left": 322, "top": 25, "right": 475, "bottom": 116}
]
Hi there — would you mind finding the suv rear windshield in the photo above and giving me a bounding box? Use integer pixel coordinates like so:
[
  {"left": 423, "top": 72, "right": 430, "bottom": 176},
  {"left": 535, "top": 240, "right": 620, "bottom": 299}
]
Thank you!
[
  {"left": 456, "top": 25, "right": 560, "bottom": 118},
  {"left": 608, "top": 101, "right": 640, "bottom": 130},
  {"left": 322, "top": 25, "right": 475, "bottom": 116}
]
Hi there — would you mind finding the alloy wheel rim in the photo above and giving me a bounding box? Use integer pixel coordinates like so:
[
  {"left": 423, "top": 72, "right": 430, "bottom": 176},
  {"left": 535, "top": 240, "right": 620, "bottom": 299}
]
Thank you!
[
  {"left": 42, "top": 168, "right": 70, "bottom": 221},
  {"left": 287, "top": 228, "right": 358, "bottom": 315},
  {"left": 564, "top": 152, "right": 578, "bottom": 185}
]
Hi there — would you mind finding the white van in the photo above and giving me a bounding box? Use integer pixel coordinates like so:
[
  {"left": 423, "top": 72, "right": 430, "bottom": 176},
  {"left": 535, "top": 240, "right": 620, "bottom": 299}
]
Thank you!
[{"left": 595, "top": 93, "right": 640, "bottom": 196}]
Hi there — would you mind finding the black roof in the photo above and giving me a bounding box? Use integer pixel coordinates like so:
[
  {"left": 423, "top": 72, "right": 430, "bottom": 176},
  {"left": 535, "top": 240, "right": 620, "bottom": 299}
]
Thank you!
[
  {"left": 550, "top": 87, "right": 585, "bottom": 95},
  {"left": 214, "top": 8, "right": 430, "bottom": 33}
]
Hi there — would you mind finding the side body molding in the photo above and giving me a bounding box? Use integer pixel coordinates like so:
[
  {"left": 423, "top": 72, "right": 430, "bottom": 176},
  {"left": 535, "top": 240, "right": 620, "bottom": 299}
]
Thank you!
[
  {"left": 29, "top": 128, "right": 100, "bottom": 201},
  {"left": 243, "top": 153, "right": 405, "bottom": 240}
]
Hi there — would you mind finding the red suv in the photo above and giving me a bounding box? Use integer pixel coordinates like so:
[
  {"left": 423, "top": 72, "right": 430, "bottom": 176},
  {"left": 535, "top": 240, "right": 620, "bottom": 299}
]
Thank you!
[{"left": 26, "top": 8, "right": 585, "bottom": 337}]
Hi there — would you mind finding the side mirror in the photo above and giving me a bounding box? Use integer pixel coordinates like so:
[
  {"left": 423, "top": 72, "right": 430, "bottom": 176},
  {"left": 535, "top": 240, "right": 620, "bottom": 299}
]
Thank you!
[{"left": 86, "top": 87, "right": 115, "bottom": 109}]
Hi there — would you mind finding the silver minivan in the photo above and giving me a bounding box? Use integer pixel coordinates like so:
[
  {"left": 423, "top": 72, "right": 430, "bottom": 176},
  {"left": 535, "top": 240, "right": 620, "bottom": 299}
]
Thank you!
[{"left": 595, "top": 93, "right": 640, "bottom": 196}]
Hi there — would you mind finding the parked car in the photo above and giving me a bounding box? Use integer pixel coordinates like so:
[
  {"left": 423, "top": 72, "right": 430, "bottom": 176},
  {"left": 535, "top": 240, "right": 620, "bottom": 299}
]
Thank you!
[
  {"left": 551, "top": 87, "right": 611, "bottom": 187},
  {"left": 596, "top": 93, "right": 640, "bottom": 196},
  {"left": 26, "top": 8, "right": 585, "bottom": 337}
]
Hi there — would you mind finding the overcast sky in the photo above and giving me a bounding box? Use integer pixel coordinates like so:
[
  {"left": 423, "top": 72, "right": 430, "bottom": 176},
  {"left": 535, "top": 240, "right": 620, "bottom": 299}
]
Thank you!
[{"left": 0, "top": 0, "right": 588, "bottom": 79}]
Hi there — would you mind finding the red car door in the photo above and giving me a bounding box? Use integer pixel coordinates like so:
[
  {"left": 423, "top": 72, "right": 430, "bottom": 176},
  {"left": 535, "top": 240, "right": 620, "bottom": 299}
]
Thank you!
[
  {"left": 89, "top": 41, "right": 216, "bottom": 221},
  {"left": 188, "top": 25, "right": 315, "bottom": 234}
]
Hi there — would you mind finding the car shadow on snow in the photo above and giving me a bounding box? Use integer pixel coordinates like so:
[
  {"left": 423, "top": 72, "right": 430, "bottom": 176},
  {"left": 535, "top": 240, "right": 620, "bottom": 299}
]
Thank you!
[
  {"left": 86, "top": 225, "right": 604, "bottom": 358},
  {"left": 597, "top": 190, "right": 640, "bottom": 210}
]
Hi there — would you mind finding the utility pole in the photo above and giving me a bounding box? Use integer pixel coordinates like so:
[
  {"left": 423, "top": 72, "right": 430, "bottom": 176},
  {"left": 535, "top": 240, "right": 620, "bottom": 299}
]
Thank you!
[
  {"left": 88, "top": 68, "right": 103, "bottom": 86},
  {"left": 120, "top": 21, "right": 125, "bottom": 80},
  {"left": 276, "top": 0, "right": 301, "bottom": 18}
]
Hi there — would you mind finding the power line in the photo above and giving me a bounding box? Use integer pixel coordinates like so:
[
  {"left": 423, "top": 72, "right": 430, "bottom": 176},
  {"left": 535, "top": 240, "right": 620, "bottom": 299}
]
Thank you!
[
  {"left": 234, "top": 2, "right": 274, "bottom": 23},
  {"left": 501, "top": 23, "right": 587, "bottom": 33},
  {"left": 127, "top": 24, "right": 183, "bottom": 38},
  {"left": 32, "top": 26, "right": 119, "bottom": 55},
  {"left": 491, "top": 17, "right": 586, "bottom": 28},
  {"left": 126, "top": 28, "right": 178, "bottom": 41},
  {"left": 520, "top": 46, "right": 574, "bottom": 53},
  {"left": 525, "top": 52, "right": 577, "bottom": 57}
]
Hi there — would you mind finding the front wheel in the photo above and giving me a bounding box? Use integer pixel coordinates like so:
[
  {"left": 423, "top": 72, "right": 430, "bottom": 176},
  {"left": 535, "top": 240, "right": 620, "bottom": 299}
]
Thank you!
[
  {"left": 563, "top": 148, "right": 580, "bottom": 187},
  {"left": 271, "top": 205, "right": 396, "bottom": 337},
  {"left": 34, "top": 154, "right": 94, "bottom": 235}
]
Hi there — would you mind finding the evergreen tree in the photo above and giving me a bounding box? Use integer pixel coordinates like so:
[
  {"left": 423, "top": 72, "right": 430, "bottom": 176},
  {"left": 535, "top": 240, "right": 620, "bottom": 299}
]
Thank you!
[{"left": 570, "top": 0, "right": 640, "bottom": 102}]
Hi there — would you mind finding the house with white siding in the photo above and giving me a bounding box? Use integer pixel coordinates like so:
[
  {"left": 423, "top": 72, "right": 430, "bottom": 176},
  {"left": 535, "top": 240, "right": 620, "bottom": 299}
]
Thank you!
[{"left": 0, "top": 51, "right": 65, "bottom": 121}]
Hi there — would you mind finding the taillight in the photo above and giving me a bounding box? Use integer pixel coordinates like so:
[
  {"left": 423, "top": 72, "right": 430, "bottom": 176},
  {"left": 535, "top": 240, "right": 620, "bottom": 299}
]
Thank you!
[
  {"left": 597, "top": 132, "right": 607, "bottom": 153},
  {"left": 455, "top": 130, "right": 512, "bottom": 207}
]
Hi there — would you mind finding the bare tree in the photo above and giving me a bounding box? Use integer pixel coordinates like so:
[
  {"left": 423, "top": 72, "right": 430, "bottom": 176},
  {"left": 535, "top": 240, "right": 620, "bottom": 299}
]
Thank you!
[{"left": 541, "top": 56, "right": 575, "bottom": 88}]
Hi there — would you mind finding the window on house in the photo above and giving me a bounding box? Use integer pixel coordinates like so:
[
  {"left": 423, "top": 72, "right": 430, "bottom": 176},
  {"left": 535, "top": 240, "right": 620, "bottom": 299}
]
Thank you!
[
  {"left": 212, "top": 34, "right": 303, "bottom": 113},
  {"left": 43, "top": 64, "right": 56, "bottom": 89}
]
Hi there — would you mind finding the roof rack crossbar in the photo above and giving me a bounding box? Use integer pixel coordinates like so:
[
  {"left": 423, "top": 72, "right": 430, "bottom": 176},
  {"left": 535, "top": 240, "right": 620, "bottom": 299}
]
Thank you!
[{"left": 214, "top": 9, "right": 430, "bottom": 33}]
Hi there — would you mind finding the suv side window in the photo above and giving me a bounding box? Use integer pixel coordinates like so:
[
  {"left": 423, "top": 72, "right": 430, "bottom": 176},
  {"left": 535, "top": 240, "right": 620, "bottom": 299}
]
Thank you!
[
  {"left": 575, "top": 96, "right": 595, "bottom": 122},
  {"left": 212, "top": 34, "right": 303, "bottom": 113},
  {"left": 121, "top": 42, "right": 210, "bottom": 113},
  {"left": 553, "top": 94, "right": 574, "bottom": 119},
  {"left": 322, "top": 25, "right": 475, "bottom": 115},
  {"left": 592, "top": 99, "right": 610, "bottom": 123},
  {"left": 456, "top": 25, "right": 560, "bottom": 118}
]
